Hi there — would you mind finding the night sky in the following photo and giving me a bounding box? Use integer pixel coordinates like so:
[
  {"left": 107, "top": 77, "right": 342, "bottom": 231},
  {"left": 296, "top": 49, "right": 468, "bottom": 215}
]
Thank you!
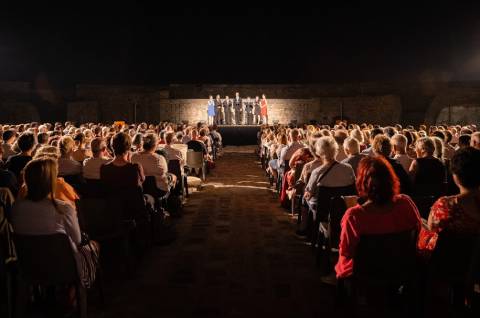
[{"left": 1, "top": 4, "right": 480, "bottom": 86}]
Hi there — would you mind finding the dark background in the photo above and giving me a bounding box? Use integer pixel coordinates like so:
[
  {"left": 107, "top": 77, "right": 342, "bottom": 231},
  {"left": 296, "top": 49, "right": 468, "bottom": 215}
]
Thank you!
[{"left": 1, "top": 4, "right": 479, "bottom": 86}]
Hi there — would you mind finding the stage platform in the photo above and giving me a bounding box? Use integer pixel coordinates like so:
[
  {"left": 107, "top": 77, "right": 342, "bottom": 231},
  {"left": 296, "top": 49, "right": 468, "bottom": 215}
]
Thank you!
[{"left": 218, "top": 125, "right": 260, "bottom": 146}]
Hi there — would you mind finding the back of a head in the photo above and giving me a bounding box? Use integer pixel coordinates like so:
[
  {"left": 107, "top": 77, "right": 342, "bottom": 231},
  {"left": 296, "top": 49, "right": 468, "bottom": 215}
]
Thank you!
[
  {"left": 334, "top": 130, "right": 348, "bottom": 145},
  {"left": 356, "top": 156, "right": 400, "bottom": 205},
  {"left": 416, "top": 137, "right": 435, "bottom": 156},
  {"left": 24, "top": 157, "right": 58, "bottom": 202},
  {"left": 458, "top": 134, "right": 471, "bottom": 148},
  {"left": 17, "top": 132, "right": 36, "bottom": 153},
  {"left": 370, "top": 128, "right": 384, "bottom": 142},
  {"left": 290, "top": 128, "right": 299, "bottom": 141},
  {"left": 450, "top": 147, "right": 480, "bottom": 189},
  {"left": 391, "top": 134, "right": 407, "bottom": 152},
  {"left": 3, "top": 129, "right": 15, "bottom": 142},
  {"left": 59, "top": 135, "right": 75, "bottom": 156},
  {"left": 431, "top": 136, "right": 444, "bottom": 159},
  {"left": 91, "top": 137, "right": 107, "bottom": 156},
  {"left": 165, "top": 132, "right": 175, "bottom": 145},
  {"left": 308, "top": 132, "right": 323, "bottom": 157},
  {"left": 372, "top": 134, "right": 392, "bottom": 158},
  {"left": 112, "top": 132, "right": 132, "bottom": 156},
  {"left": 343, "top": 137, "right": 360, "bottom": 155},
  {"left": 34, "top": 145, "right": 60, "bottom": 160},
  {"left": 315, "top": 136, "right": 338, "bottom": 161},
  {"left": 74, "top": 132, "right": 86, "bottom": 145},
  {"left": 37, "top": 132, "right": 49, "bottom": 145},
  {"left": 142, "top": 133, "right": 158, "bottom": 152}
]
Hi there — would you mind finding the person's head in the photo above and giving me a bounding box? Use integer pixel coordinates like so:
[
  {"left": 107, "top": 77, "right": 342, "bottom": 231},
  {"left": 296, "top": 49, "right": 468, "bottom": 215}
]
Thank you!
[
  {"left": 356, "top": 156, "right": 400, "bottom": 205},
  {"left": 334, "top": 130, "right": 348, "bottom": 148},
  {"left": 33, "top": 145, "right": 60, "bottom": 160},
  {"left": 277, "top": 133, "right": 288, "bottom": 145},
  {"left": 308, "top": 132, "right": 323, "bottom": 159},
  {"left": 432, "top": 130, "right": 445, "bottom": 141},
  {"left": 450, "top": 147, "right": 480, "bottom": 190},
  {"left": 132, "top": 133, "right": 143, "bottom": 150},
  {"left": 2, "top": 130, "right": 15, "bottom": 144},
  {"left": 73, "top": 132, "right": 86, "bottom": 147},
  {"left": 431, "top": 136, "right": 444, "bottom": 159},
  {"left": 142, "top": 133, "right": 158, "bottom": 152},
  {"left": 315, "top": 136, "right": 338, "bottom": 162},
  {"left": 343, "top": 137, "right": 360, "bottom": 156},
  {"left": 350, "top": 128, "right": 365, "bottom": 144},
  {"left": 17, "top": 132, "right": 36, "bottom": 153},
  {"left": 262, "top": 94, "right": 266, "bottom": 99},
  {"left": 24, "top": 157, "right": 58, "bottom": 204},
  {"left": 391, "top": 134, "right": 408, "bottom": 154},
  {"left": 383, "top": 126, "right": 396, "bottom": 138},
  {"left": 415, "top": 137, "right": 435, "bottom": 158},
  {"left": 289, "top": 129, "right": 300, "bottom": 142},
  {"left": 209, "top": 95, "right": 213, "bottom": 100},
  {"left": 111, "top": 132, "right": 132, "bottom": 156},
  {"left": 458, "top": 134, "right": 472, "bottom": 149},
  {"left": 59, "top": 136, "right": 75, "bottom": 157},
  {"left": 37, "top": 132, "right": 49, "bottom": 145},
  {"left": 90, "top": 137, "right": 107, "bottom": 157},
  {"left": 235, "top": 92, "right": 239, "bottom": 98},
  {"left": 372, "top": 134, "right": 392, "bottom": 158},
  {"left": 165, "top": 132, "right": 176, "bottom": 145},
  {"left": 369, "top": 128, "right": 384, "bottom": 144},
  {"left": 470, "top": 132, "right": 480, "bottom": 150}
]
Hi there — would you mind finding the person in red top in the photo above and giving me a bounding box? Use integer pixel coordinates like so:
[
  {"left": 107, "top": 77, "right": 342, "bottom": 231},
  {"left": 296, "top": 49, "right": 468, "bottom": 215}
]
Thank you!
[
  {"left": 260, "top": 94, "right": 268, "bottom": 124},
  {"left": 335, "top": 156, "right": 422, "bottom": 279}
]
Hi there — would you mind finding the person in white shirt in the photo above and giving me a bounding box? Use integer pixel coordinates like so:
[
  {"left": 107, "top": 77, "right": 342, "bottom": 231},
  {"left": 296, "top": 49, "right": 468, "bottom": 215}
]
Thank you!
[
  {"left": 131, "top": 133, "right": 175, "bottom": 192},
  {"left": 58, "top": 136, "right": 82, "bottom": 176},
  {"left": 83, "top": 137, "right": 111, "bottom": 180},
  {"left": 470, "top": 131, "right": 480, "bottom": 150},
  {"left": 163, "top": 132, "right": 185, "bottom": 167},
  {"left": 2, "top": 130, "right": 17, "bottom": 160},
  {"left": 391, "top": 134, "right": 413, "bottom": 173},
  {"left": 278, "top": 129, "right": 304, "bottom": 168}
]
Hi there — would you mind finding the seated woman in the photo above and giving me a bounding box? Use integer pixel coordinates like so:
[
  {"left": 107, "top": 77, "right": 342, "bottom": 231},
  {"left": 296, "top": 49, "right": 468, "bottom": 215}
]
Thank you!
[
  {"left": 58, "top": 136, "right": 83, "bottom": 177},
  {"left": 418, "top": 147, "right": 480, "bottom": 252},
  {"left": 266, "top": 133, "right": 287, "bottom": 183},
  {"left": 72, "top": 132, "right": 92, "bottom": 163},
  {"left": 409, "top": 137, "right": 446, "bottom": 197},
  {"left": 335, "top": 156, "right": 422, "bottom": 279},
  {"left": 5, "top": 132, "right": 35, "bottom": 182},
  {"left": 11, "top": 157, "right": 99, "bottom": 288}
]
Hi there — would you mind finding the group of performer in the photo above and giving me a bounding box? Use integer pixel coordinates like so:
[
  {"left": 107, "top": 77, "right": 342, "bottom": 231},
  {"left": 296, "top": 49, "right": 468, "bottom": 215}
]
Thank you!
[{"left": 207, "top": 92, "right": 268, "bottom": 125}]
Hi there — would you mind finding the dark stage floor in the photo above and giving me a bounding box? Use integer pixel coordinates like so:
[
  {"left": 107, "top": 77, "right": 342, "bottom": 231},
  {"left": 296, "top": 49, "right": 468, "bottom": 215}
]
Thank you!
[{"left": 217, "top": 125, "right": 260, "bottom": 146}]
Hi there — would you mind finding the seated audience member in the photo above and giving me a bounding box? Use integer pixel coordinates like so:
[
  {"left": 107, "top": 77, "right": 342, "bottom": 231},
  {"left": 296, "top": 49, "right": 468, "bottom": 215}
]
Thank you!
[
  {"left": 334, "top": 130, "right": 349, "bottom": 161},
  {"left": 0, "top": 154, "right": 19, "bottom": 196},
  {"left": 11, "top": 157, "right": 99, "bottom": 287},
  {"left": 267, "top": 133, "right": 288, "bottom": 182},
  {"left": 470, "top": 131, "right": 480, "bottom": 150},
  {"left": 443, "top": 130, "right": 456, "bottom": 160},
  {"left": 72, "top": 132, "right": 92, "bottom": 162},
  {"left": 457, "top": 134, "right": 471, "bottom": 150},
  {"left": 335, "top": 156, "right": 422, "bottom": 279},
  {"left": 131, "top": 133, "right": 175, "bottom": 195},
  {"left": 372, "top": 134, "right": 412, "bottom": 195},
  {"left": 58, "top": 136, "right": 82, "bottom": 177},
  {"left": 278, "top": 129, "right": 304, "bottom": 169},
  {"left": 18, "top": 146, "right": 79, "bottom": 207},
  {"left": 431, "top": 136, "right": 445, "bottom": 162},
  {"left": 391, "top": 134, "right": 414, "bottom": 174},
  {"left": 1, "top": 129, "right": 17, "bottom": 161},
  {"left": 361, "top": 127, "right": 384, "bottom": 156},
  {"left": 163, "top": 132, "right": 185, "bottom": 167},
  {"left": 418, "top": 147, "right": 480, "bottom": 252},
  {"left": 5, "top": 132, "right": 35, "bottom": 182},
  {"left": 298, "top": 132, "right": 324, "bottom": 185},
  {"left": 342, "top": 137, "right": 366, "bottom": 174},
  {"left": 32, "top": 132, "right": 49, "bottom": 156},
  {"left": 132, "top": 133, "right": 143, "bottom": 152},
  {"left": 304, "top": 136, "right": 355, "bottom": 210},
  {"left": 187, "top": 134, "right": 208, "bottom": 157},
  {"left": 181, "top": 127, "right": 192, "bottom": 144},
  {"left": 100, "top": 132, "right": 145, "bottom": 192},
  {"left": 83, "top": 137, "right": 111, "bottom": 180},
  {"left": 409, "top": 137, "right": 446, "bottom": 197},
  {"left": 174, "top": 131, "right": 184, "bottom": 144},
  {"left": 349, "top": 128, "right": 366, "bottom": 151}
]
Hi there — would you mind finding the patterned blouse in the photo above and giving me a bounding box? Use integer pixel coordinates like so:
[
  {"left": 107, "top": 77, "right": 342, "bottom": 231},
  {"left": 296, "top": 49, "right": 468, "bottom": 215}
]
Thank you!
[{"left": 418, "top": 195, "right": 480, "bottom": 251}]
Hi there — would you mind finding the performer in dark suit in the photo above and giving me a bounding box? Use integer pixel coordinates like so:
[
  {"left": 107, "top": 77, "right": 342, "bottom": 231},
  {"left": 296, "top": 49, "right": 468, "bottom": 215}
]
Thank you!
[
  {"left": 245, "top": 97, "right": 254, "bottom": 125},
  {"left": 223, "top": 96, "right": 233, "bottom": 125},
  {"left": 233, "top": 92, "right": 243, "bottom": 125},
  {"left": 253, "top": 96, "right": 261, "bottom": 125},
  {"left": 215, "top": 94, "right": 224, "bottom": 125}
]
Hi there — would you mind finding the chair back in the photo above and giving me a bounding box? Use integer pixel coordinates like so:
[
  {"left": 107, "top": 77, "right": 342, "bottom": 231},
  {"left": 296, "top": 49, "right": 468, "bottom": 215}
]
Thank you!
[
  {"left": 412, "top": 195, "right": 437, "bottom": 219},
  {"left": 142, "top": 176, "right": 163, "bottom": 198},
  {"left": 353, "top": 228, "right": 418, "bottom": 283},
  {"left": 62, "top": 174, "right": 86, "bottom": 195},
  {"left": 14, "top": 233, "right": 78, "bottom": 285},
  {"left": 171, "top": 144, "right": 188, "bottom": 162},
  {"left": 315, "top": 185, "right": 357, "bottom": 222},
  {"left": 77, "top": 197, "right": 124, "bottom": 239},
  {"left": 168, "top": 160, "right": 182, "bottom": 180},
  {"left": 187, "top": 150, "right": 203, "bottom": 169},
  {"left": 328, "top": 196, "right": 349, "bottom": 248},
  {"left": 430, "top": 230, "right": 480, "bottom": 284},
  {"left": 83, "top": 178, "right": 106, "bottom": 198}
]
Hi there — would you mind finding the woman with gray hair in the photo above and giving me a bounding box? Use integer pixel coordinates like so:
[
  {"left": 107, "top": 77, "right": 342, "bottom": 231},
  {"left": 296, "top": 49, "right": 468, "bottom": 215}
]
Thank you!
[
  {"left": 303, "top": 136, "right": 355, "bottom": 210},
  {"left": 409, "top": 137, "right": 446, "bottom": 197}
]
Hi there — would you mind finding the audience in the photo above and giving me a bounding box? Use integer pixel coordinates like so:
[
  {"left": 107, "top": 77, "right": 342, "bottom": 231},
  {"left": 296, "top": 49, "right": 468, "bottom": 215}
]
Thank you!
[
  {"left": 2, "top": 129, "right": 17, "bottom": 160},
  {"left": 58, "top": 135, "right": 83, "bottom": 177},
  {"left": 83, "top": 137, "right": 111, "bottom": 180},
  {"left": 342, "top": 137, "right": 365, "bottom": 174},
  {"left": 5, "top": 132, "right": 35, "bottom": 182}
]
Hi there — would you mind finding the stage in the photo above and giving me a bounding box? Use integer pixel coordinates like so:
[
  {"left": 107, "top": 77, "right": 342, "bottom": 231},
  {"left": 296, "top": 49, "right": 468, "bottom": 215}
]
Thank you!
[{"left": 218, "top": 125, "right": 261, "bottom": 146}]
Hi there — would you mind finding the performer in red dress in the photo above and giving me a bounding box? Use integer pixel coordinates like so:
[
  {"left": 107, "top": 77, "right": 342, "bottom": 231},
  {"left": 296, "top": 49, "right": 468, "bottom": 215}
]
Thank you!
[{"left": 260, "top": 94, "right": 268, "bottom": 124}]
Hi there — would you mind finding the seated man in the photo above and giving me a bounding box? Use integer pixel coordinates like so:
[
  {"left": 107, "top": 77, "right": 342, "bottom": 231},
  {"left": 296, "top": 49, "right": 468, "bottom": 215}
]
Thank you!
[
  {"left": 83, "top": 137, "right": 111, "bottom": 180},
  {"left": 131, "top": 133, "right": 176, "bottom": 196},
  {"left": 6, "top": 132, "right": 35, "bottom": 182},
  {"left": 342, "top": 137, "right": 366, "bottom": 174},
  {"left": 163, "top": 132, "right": 185, "bottom": 168}
]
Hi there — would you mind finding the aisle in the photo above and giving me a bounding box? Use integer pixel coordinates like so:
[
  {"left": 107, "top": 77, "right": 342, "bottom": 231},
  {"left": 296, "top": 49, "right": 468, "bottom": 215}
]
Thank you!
[{"left": 95, "top": 146, "right": 334, "bottom": 318}]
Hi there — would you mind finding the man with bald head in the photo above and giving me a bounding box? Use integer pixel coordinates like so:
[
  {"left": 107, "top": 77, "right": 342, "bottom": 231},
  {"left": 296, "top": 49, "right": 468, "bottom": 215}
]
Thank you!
[{"left": 470, "top": 132, "right": 480, "bottom": 150}]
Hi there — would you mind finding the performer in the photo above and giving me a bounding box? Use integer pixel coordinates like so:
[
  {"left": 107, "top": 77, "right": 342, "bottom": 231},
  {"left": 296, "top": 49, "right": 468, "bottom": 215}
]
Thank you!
[
  {"left": 260, "top": 94, "right": 269, "bottom": 124},
  {"left": 215, "top": 94, "right": 224, "bottom": 125},
  {"left": 233, "top": 92, "right": 243, "bottom": 125},
  {"left": 207, "top": 95, "right": 215, "bottom": 125},
  {"left": 253, "top": 96, "right": 261, "bottom": 125},
  {"left": 245, "top": 96, "right": 254, "bottom": 125},
  {"left": 223, "top": 95, "right": 233, "bottom": 125}
]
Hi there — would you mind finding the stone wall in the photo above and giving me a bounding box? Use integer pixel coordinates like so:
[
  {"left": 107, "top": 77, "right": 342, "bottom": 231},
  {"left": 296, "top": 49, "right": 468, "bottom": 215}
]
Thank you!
[{"left": 0, "top": 101, "right": 40, "bottom": 124}]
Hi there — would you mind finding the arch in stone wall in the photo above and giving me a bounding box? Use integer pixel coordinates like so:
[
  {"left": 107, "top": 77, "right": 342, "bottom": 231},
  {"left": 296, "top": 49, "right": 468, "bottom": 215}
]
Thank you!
[{"left": 424, "top": 88, "right": 480, "bottom": 125}]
